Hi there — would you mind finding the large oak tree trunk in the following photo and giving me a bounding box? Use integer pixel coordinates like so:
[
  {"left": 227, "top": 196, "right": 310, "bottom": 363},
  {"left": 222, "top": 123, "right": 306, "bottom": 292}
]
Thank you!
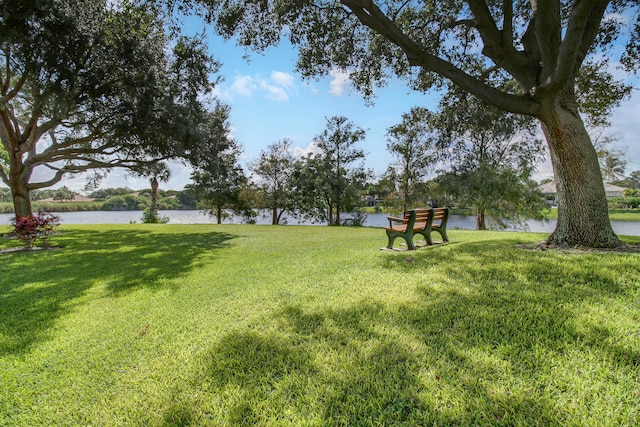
[
  {"left": 9, "top": 156, "right": 33, "bottom": 218},
  {"left": 539, "top": 89, "right": 621, "bottom": 248}
]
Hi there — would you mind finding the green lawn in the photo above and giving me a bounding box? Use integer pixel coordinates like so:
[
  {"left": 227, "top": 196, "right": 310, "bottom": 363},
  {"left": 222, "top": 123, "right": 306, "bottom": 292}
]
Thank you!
[{"left": 1, "top": 225, "right": 639, "bottom": 426}]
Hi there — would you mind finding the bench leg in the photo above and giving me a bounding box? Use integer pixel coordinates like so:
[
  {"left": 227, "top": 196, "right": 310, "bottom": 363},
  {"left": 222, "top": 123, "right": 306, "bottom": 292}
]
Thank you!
[
  {"left": 432, "top": 226, "right": 449, "bottom": 243},
  {"left": 386, "top": 233, "right": 396, "bottom": 249},
  {"left": 386, "top": 232, "right": 416, "bottom": 250},
  {"left": 416, "top": 230, "right": 434, "bottom": 245}
]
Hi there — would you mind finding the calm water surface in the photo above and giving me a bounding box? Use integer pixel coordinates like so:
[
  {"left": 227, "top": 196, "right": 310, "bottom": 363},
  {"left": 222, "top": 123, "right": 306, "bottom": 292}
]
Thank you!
[{"left": 1, "top": 210, "right": 638, "bottom": 236}]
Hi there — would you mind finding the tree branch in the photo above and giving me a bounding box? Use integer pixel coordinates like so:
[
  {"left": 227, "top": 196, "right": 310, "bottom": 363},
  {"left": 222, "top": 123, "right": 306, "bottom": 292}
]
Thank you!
[
  {"left": 502, "top": 0, "right": 513, "bottom": 49},
  {"left": 540, "top": 0, "right": 609, "bottom": 94},
  {"left": 339, "top": 0, "right": 540, "bottom": 116},
  {"left": 0, "top": 74, "right": 27, "bottom": 104},
  {"left": 531, "top": 0, "right": 562, "bottom": 83},
  {"left": 27, "top": 169, "right": 66, "bottom": 191}
]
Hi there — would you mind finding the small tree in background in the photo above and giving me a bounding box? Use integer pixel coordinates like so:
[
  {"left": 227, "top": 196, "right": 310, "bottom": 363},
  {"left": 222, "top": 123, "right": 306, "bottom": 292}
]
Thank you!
[
  {"left": 131, "top": 162, "right": 172, "bottom": 222},
  {"left": 52, "top": 186, "right": 76, "bottom": 202},
  {"left": 432, "top": 87, "right": 546, "bottom": 230},
  {"left": 250, "top": 139, "right": 296, "bottom": 225},
  {"left": 386, "top": 107, "right": 436, "bottom": 212},
  {"left": 316, "top": 116, "right": 368, "bottom": 226},
  {"left": 189, "top": 106, "right": 254, "bottom": 224}
]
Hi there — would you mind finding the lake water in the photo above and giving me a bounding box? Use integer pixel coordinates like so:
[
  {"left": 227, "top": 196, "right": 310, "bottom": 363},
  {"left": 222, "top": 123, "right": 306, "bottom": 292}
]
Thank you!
[{"left": 1, "top": 209, "right": 639, "bottom": 236}]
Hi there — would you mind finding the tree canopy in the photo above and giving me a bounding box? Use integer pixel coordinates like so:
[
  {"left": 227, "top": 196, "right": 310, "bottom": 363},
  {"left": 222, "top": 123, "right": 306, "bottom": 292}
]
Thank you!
[
  {"left": 176, "top": 0, "right": 638, "bottom": 247},
  {"left": 386, "top": 107, "right": 436, "bottom": 212},
  {"left": 294, "top": 116, "right": 369, "bottom": 226},
  {"left": 0, "top": 0, "right": 218, "bottom": 216},
  {"left": 432, "top": 86, "right": 546, "bottom": 230},
  {"left": 250, "top": 139, "right": 296, "bottom": 225}
]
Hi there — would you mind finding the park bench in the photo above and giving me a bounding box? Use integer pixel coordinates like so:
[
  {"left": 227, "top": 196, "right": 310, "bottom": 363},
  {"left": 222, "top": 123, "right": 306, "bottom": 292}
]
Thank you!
[{"left": 384, "top": 207, "right": 449, "bottom": 250}]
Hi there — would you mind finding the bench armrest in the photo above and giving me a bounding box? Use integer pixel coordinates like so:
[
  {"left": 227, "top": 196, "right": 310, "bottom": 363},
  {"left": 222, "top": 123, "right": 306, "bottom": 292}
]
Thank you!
[{"left": 386, "top": 216, "right": 407, "bottom": 227}]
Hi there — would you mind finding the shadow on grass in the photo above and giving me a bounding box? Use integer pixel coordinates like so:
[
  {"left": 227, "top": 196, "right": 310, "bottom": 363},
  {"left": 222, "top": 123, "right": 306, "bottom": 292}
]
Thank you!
[
  {"left": 170, "top": 238, "right": 639, "bottom": 425},
  {"left": 0, "top": 229, "right": 236, "bottom": 356}
]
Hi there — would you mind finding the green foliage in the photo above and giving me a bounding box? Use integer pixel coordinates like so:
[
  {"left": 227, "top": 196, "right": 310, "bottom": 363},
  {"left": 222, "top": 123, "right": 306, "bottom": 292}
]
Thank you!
[
  {"left": 609, "top": 196, "right": 640, "bottom": 210},
  {"left": 88, "top": 188, "right": 134, "bottom": 200},
  {"left": 0, "top": 0, "right": 217, "bottom": 216},
  {"left": 386, "top": 107, "right": 436, "bottom": 211},
  {"left": 0, "top": 187, "right": 10, "bottom": 203},
  {"left": 52, "top": 186, "right": 76, "bottom": 202},
  {"left": 249, "top": 139, "right": 296, "bottom": 225},
  {"left": 0, "top": 225, "right": 639, "bottom": 425},
  {"left": 292, "top": 116, "right": 370, "bottom": 226},
  {"left": 141, "top": 208, "right": 170, "bottom": 224},
  {"left": 431, "top": 87, "right": 546, "bottom": 229},
  {"left": 100, "top": 195, "right": 146, "bottom": 211},
  {"left": 189, "top": 105, "right": 254, "bottom": 223}
]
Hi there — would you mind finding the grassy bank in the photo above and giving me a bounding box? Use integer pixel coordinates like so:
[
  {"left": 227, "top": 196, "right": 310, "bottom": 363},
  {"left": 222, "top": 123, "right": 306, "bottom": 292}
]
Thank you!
[
  {"left": 541, "top": 208, "right": 640, "bottom": 221},
  {"left": 1, "top": 225, "right": 639, "bottom": 426},
  {"left": 0, "top": 201, "right": 103, "bottom": 213}
]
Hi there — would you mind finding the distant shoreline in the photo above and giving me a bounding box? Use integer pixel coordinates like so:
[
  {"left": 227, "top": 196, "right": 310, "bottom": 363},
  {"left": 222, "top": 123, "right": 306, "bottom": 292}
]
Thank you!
[{"left": 1, "top": 202, "right": 639, "bottom": 221}]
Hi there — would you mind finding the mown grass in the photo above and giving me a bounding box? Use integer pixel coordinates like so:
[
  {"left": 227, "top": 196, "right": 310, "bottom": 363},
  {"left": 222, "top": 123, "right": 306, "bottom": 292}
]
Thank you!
[{"left": 1, "top": 224, "right": 639, "bottom": 426}]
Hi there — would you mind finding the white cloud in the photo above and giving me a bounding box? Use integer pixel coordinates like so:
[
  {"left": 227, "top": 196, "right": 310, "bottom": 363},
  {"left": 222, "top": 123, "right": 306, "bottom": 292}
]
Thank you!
[
  {"left": 231, "top": 75, "right": 257, "bottom": 97},
  {"left": 328, "top": 69, "right": 352, "bottom": 97},
  {"left": 228, "top": 71, "right": 297, "bottom": 102},
  {"left": 260, "top": 81, "right": 290, "bottom": 102},
  {"left": 271, "top": 71, "right": 295, "bottom": 88},
  {"left": 293, "top": 141, "right": 322, "bottom": 159}
]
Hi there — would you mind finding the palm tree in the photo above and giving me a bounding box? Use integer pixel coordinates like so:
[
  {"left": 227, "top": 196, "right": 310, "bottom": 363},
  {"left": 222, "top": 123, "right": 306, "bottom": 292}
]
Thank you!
[{"left": 132, "top": 162, "right": 171, "bottom": 216}]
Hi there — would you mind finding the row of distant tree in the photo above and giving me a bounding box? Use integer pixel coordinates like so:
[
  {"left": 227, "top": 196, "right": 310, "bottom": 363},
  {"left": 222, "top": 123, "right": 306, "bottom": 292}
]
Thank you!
[{"left": 3, "top": 101, "right": 638, "bottom": 229}]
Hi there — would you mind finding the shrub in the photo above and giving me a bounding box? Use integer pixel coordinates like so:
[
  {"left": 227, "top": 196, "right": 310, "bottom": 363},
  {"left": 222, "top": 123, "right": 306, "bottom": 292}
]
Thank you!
[
  {"left": 141, "top": 208, "right": 169, "bottom": 224},
  {"left": 341, "top": 208, "right": 368, "bottom": 227},
  {"left": 12, "top": 212, "right": 61, "bottom": 249},
  {"left": 609, "top": 196, "right": 640, "bottom": 209}
]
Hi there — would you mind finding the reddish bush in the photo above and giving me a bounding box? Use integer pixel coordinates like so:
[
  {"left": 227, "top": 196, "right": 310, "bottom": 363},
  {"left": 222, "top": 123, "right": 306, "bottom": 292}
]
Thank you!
[{"left": 12, "top": 212, "right": 61, "bottom": 249}]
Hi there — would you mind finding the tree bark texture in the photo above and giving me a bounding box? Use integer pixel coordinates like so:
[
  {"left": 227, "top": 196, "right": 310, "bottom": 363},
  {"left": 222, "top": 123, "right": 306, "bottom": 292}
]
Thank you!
[
  {"left": 476, "top": 208, "right": 486, "bottom": 231},
  {"left": 9, "top": 155, "right": 33, "bottom": 217},
  {"left": 539, "top": 91, "right": 621, "bottom": 248},
  {"left": 150, "top": 177, "right": 159, "bottom": 215}
]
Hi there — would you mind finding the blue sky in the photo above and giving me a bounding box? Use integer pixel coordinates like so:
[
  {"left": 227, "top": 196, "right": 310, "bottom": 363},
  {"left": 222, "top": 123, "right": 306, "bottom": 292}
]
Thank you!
[{"left": 47, "top": 18, "right": 640, "bottom": 192}]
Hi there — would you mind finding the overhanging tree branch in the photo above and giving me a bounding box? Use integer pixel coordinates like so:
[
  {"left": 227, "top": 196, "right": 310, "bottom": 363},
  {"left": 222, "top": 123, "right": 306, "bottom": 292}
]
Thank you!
[{"left": 340, "top": 0, "right": 539, "bottom": 116}]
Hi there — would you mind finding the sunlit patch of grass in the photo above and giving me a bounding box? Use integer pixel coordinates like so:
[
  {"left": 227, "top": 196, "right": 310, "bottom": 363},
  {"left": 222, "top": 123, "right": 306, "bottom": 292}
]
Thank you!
[{"left": 1, "top": 225, "right": 639, "bottom": 426}]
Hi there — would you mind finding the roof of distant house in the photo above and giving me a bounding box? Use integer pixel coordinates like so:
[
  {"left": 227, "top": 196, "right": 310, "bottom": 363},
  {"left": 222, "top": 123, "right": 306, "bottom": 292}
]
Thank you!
[{"left": 538, "top": 182, "right": 626, "bottom": 194}]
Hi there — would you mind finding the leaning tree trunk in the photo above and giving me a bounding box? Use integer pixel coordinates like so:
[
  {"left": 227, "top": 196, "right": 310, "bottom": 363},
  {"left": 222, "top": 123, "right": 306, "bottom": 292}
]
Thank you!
[{"left": 539, "top": 91, "right": 621, "bottom": 248}]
